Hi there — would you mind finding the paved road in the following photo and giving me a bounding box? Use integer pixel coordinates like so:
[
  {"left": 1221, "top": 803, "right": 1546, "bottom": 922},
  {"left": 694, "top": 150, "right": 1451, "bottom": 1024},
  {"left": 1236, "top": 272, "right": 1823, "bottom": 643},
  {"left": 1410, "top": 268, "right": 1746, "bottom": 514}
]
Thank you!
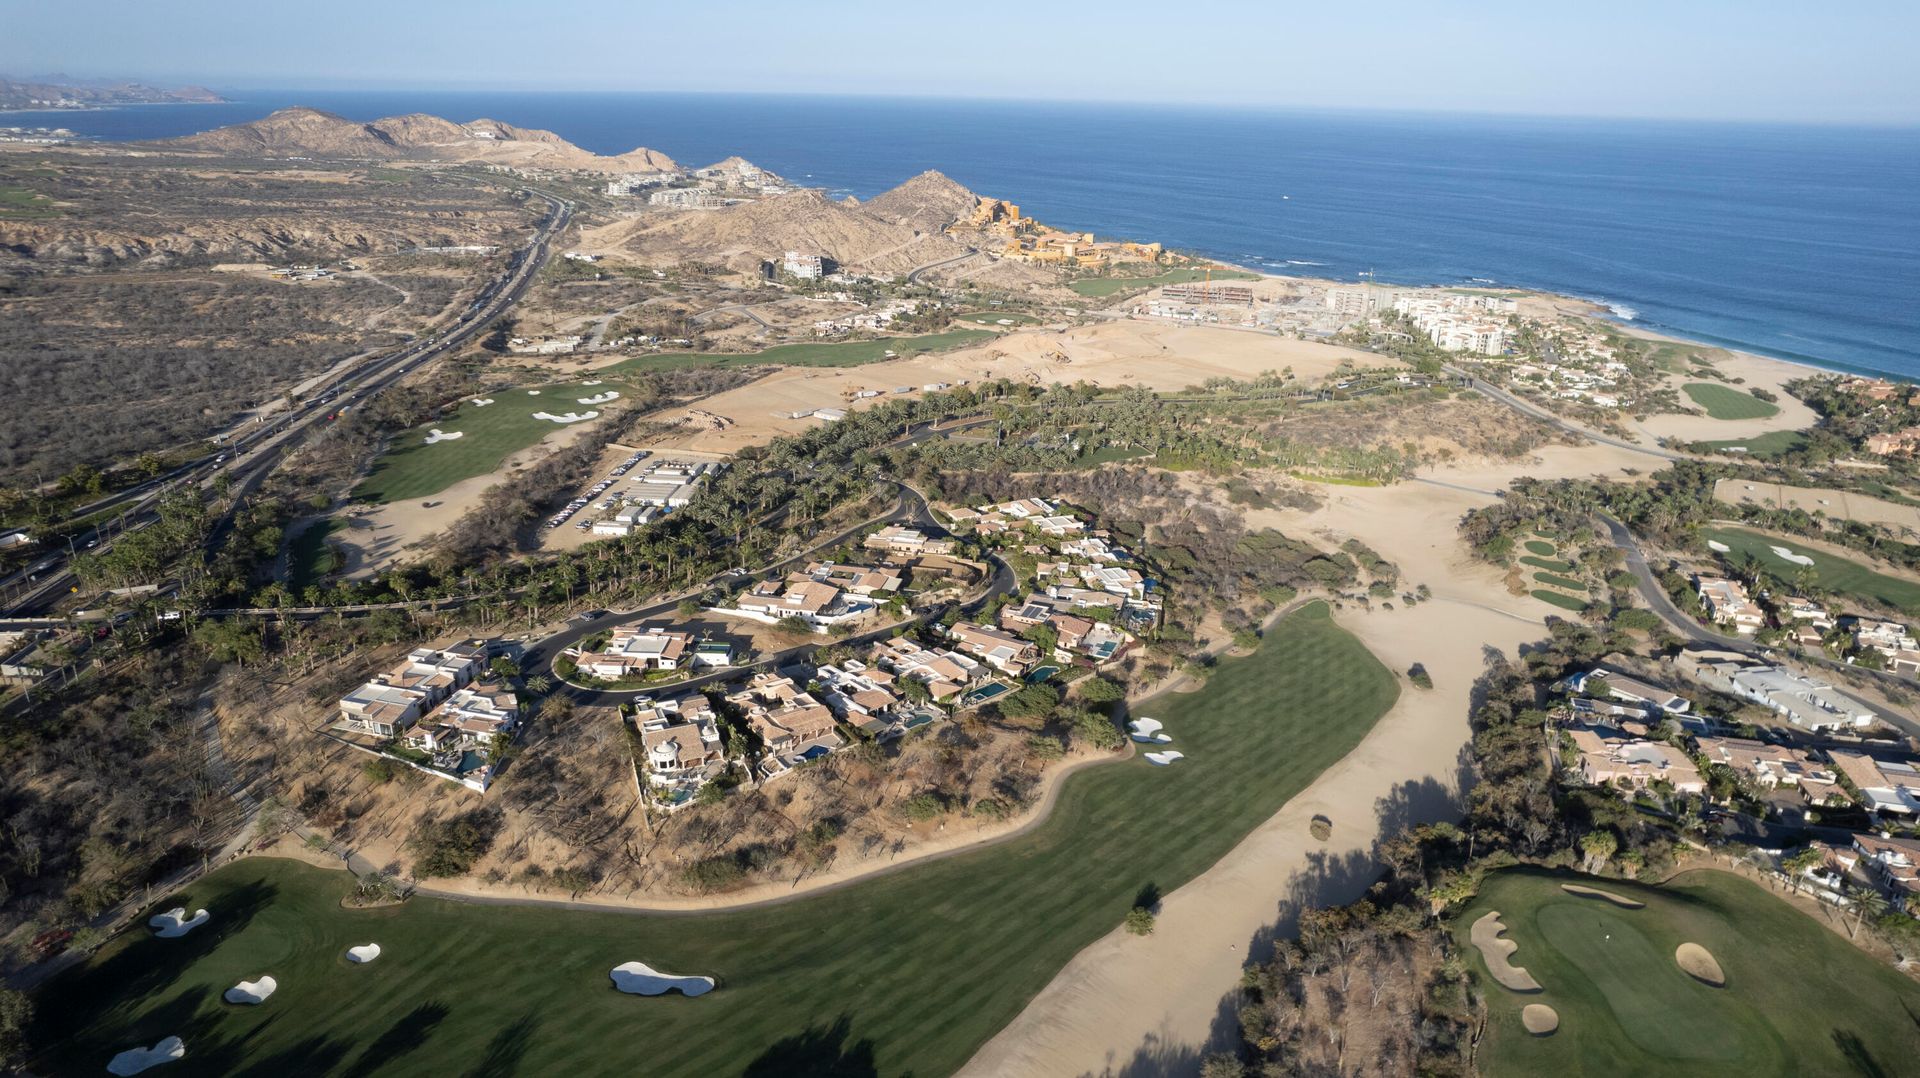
[
  {"left": 1451, "top": 368, "right": 1683, "bottom": 462},
  {"left": 905, "top": 247, "right": 979, "bottom": 286},
  {"left": 5, "top": 190, "right": 575, "bottom": 616},
  {"left": 1597, "top": 512, "right": 1917, "bottom": 737}
]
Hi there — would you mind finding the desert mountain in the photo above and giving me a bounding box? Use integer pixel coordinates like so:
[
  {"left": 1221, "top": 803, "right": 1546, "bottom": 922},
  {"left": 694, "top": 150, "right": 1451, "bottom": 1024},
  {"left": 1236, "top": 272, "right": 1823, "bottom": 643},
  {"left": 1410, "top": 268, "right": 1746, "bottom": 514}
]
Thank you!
[
  {"left": 584, "top": 182, "right": 969, "bottom": 276},
  {"left": 161, "top": 107, "right": 677, "bottom": 172},
  {"left": 0, "top": 75, "right": 224, "bottom": 109},
  {"left": 860, "top": 170, "right": 982, "bottom": 234}
]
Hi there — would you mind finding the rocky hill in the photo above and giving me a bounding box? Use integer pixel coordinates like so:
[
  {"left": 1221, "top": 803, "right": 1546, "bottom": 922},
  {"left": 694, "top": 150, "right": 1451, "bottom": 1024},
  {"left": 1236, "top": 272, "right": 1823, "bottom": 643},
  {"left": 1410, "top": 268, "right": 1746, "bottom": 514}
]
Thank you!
[
  {"left": 860, "top": 170, "right": 982, "bottom": 234},
  {"left": 583, "top": 181, "right": 971, "bottom": 276},
  {"left": 0, "top": 75, "right": 224, "bottom": 109},
  {"left": 160, "top": 107, "right": 677, "bottom": 172}
]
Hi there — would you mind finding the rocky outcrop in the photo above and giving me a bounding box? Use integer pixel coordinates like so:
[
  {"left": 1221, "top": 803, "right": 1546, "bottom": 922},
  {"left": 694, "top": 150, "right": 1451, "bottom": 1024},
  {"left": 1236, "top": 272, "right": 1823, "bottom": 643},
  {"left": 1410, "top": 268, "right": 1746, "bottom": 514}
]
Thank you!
[{"left": 161, "top": 107, "right": 678, "bottom": 172}]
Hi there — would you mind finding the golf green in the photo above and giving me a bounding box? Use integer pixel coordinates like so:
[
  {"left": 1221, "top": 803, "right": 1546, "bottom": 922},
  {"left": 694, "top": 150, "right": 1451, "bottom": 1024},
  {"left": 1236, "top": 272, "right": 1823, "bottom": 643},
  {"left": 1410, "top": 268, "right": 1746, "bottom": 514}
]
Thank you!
[
  {"left": 603, "top": 329, "right": 995, "bottom": 374},
  {"left": 353, "top": 381, "right": 620, "bottom": 504},
  {"left": 1703, "top": 526, "right": 1920, "bottom": 615},
  {"left": 1459, "top": 868, "right": 1920, "bottom": 1077},
  {"left": 34, "top": 601, "right": 1398, "bottom": 1076},
  {"left": 1682, "top": 383, "right": 1780, "bottom": 420}
]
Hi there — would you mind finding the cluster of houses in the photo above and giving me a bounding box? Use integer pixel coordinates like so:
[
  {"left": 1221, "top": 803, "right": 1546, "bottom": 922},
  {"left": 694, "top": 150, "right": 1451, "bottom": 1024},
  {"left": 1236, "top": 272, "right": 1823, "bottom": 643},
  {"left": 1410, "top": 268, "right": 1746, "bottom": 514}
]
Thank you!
[
  {"left": 943, "top": 497, "right": 1161, "bottom": 634},
  {"left": 334, "top": 640, "right": 520, "bottom": 791},
  {"left": 718, "top": 561, "right": 903, "bottom": 632},
  {"left": 1390, "top": 294, "right": 1514, "bottom": 356},
  {"left": 1695, "top": 573, "right": 1920, "bottom": 672},
  {"left": 567, "top": 626, "right": 735, "bottom": 682},
  {"left": 1554, "top": 655, "right": 1920, "bottom": 915}
]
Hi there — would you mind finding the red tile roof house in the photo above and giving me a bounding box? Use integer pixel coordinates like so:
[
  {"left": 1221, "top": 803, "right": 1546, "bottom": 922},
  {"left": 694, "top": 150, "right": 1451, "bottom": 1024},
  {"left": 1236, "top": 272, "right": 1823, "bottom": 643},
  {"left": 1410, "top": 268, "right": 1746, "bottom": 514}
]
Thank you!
[
  {"left": 634, "top": 695, "right": 725, "bottom": 809},
  {"left": 730, "top": 674, "right": 844, "bottom": 780},
  {"left": 946, "top": 623, "right": 1040, "bottom": 676},
  {"left": 868, "top": 637, "right": 986, "bottom": 702},
  {"left": 1836, "top": 833, "right": 1920, "bottom": 912},
  {"left": 571, "top": 627, "right": 693, "bottom": 680}
]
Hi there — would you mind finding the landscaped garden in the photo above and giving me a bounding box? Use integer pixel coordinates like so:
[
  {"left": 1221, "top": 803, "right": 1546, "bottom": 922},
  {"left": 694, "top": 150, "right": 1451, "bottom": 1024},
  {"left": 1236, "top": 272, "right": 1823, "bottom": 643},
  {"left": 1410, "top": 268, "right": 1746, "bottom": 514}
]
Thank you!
[
  {"left": 33, "top": 602, "right": 1398, "bottom": 1076},
  {"left": 1682, "top": 382, "right": 1781, "bottom": 420},
  {"left": 1702, "top": 525, "right": 1920, "bottom": 615},
  {"left": 1457, "top": 867, "right": 1920, "bottom": 1077}
]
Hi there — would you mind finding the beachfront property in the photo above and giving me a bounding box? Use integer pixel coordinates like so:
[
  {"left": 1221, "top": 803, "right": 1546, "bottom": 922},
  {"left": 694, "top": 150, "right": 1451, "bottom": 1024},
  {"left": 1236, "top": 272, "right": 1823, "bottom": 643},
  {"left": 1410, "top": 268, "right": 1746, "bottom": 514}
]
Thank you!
[
  {"left": 1565, "top": 724, "right": 1707, "bottom": 797},
  {"left": 633, "top": 694, "right": 725, "bottom": 809},
  {"left": 946, "top": 622, "right": 1041, "bottom": 676},
  {"left": 867, "top": 636, "right": 986, "bottom": 702},
  {"left": 727, "top": 672, "right": 844, "bottom": 779},
  {"left": 864, "top": 525, "right": 957, "bottom": 557},
  {"left": 1692, "top": 734, "right": 1836, "bottom": 794},
  {"left": 337, "top": 641, "right": 490, "bottom": 737},
  {"left": 1391, "top": 295, "right": 1511, "bottom": 356},
  {"left": 570, "top": 627, "right": 694, "bottom": 680},
  {"left": 1566, "top": 667, "right": 1691, "bottom": 713},
  {"left": 1679, "top": 652, "right": 1877, "bottom": 732},
  {"left": 1830, "top": 751, "right": 1920, "bottom": 817}
]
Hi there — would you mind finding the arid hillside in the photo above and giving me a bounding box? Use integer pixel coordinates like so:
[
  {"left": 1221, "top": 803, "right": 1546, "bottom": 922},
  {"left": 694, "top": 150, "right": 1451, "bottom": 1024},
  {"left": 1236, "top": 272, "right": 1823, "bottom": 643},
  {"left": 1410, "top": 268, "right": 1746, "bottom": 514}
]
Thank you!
[
  {"left": 160, "top": 106, "right": 678, "bottom": 172},
  {"left": 584, "top": 174, "right": 987, "bottom": 275}
]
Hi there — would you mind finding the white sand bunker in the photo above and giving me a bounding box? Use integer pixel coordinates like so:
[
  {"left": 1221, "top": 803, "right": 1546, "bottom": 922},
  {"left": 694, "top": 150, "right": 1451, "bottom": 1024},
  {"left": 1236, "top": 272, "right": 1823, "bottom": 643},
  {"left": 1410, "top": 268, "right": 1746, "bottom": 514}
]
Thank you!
[
  {"left": 1676, "top": 942, "right": 1725, "bottom": 986},
  {"left": 1127, "top": 717, "right": 1172, "bottom": 743},
  {"left": 471, "top": 398, "right": 496, "bottom": 407},
  {"left": 346, "top": 943, "right": 382, "bottom": 963},
  {"left": 1470, "top": 911, "right": 1542, "bottom": 992},
  {"left": 526, "top": 389, "right": 542, "bottom": 395},
  {"left": 533, "top": 410, "right": 600, "bottom": 424},
  {"left": 423, "top": 429, "right": 465, "bottom": 445},
  {"left": 577, "top": 391, "right": 621, "bottom": 405},
  {"left": 224, "top": 976, "right": 277, "bottom": 1005},
  {"left": 610, "top": 961, "right": 715, "bottom": 997},
  {"left": 582, "top": 379, "right": 604, "bottom": 385},
  {"left": 1707, "top": 540, "right": 1731, "bottom": 553},
  {"left": 107, "top": 1036, "right": 184, "bottom": 1075},
  {"left": 148, "top": 908, "right": 208, "bottom": 938},
  {"left": 1521, "top": 1003, "right": 1559, "bottom": 1035},
  {"left": 1561, "top": 883, "right": 1645, "bottom": 909},
  {"left": 1143, "top": 750, "right": 1185, "bottom": 766},
  {"left": 1769, "top": 545, "right": 1815, "bottom": 567}
]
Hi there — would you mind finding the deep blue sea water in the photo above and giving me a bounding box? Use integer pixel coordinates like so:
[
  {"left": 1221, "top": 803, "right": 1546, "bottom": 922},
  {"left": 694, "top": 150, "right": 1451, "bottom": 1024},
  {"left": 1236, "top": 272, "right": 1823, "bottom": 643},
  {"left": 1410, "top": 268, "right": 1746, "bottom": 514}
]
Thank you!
[{"left": 10, "top": 91, "right": 1918, "bottom": 377}]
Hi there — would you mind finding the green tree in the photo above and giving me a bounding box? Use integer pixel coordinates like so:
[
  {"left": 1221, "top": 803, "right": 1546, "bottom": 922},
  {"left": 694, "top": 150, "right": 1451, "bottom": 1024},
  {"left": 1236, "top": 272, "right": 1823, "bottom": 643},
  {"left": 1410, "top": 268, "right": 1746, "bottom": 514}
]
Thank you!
[
  {"left": 1124, "top": 906, "right": 1156, "bottom": 935},
  {"left": 0, "top": 987, "right": 31, "bottom": 1070}
]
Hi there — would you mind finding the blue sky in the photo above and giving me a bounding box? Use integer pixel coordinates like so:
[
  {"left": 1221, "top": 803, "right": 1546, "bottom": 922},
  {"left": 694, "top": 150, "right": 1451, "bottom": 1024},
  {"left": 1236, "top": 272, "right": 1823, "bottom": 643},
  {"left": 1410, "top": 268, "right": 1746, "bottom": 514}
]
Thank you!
[{"left": 7, "top": 0, "right": 1916, "bottom": 124}]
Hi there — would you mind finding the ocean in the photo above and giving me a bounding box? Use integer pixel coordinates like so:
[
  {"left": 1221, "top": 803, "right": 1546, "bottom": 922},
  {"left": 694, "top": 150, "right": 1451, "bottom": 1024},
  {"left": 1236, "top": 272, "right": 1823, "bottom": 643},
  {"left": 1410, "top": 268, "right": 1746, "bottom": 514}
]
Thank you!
[{"left": 10, "top": 90, "right": 1918, "bottom": 378}]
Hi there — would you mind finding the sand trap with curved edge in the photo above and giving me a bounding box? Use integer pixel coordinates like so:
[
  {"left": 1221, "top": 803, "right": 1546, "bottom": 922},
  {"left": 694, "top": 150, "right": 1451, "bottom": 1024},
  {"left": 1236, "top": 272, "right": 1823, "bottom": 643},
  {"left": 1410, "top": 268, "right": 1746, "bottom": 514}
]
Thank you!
[
  {"left": 578, "top": 391, "right": 621, "bottom": 405},
  {"left": 1521, "top": 1003, "right": 1559, "bottom": 1035},
  {"left": 582, "top": 379, "right": 603, "bottom": 385},
  {"left": 1707, "top": 540, "right": 1730, "bottom": 553},
  {"left": 610, "top": 961, "right": 715, "bottom": 996},
  {"left": 533, "top": 410, "right": 599, "bottom": 424},
  {"left": 423, "top": 429, "right": 464, "bottom": 445},
  {"left": 107, "top": 1036, "right": 184, "bottom": 1075},
  {"left": 526, "top": 389, "right": 541, "bottom": 395},
  {"left": 1127, "top": 717, "right": 1171, "bottom": 743},
  {"left": 1676, "top": 942, "right": 1725, "bottom": 986},
  {"left": 1561, "top": 883, "right": 1645, "bottom": 909},
  {"left": 1470, "top": 911, "right": 1542, "bottom": 992},
  {"left": 148, "top": 908, "right": 208, "bottom": 938},
  {"left": 1143, "top": 750, "right": 1184, "bottom": 766},
  {"left": 346, "top": 943, "right": 382, "bottom": 963},
  {"left": 1769, "top": 545, "right": 1816, "bottom": 567},
  {"left": 471, "top": 398, "right": 495, "bottom": 406},
  {"left": 224, "top": 976, "right": 277, "bottom": 1005}
]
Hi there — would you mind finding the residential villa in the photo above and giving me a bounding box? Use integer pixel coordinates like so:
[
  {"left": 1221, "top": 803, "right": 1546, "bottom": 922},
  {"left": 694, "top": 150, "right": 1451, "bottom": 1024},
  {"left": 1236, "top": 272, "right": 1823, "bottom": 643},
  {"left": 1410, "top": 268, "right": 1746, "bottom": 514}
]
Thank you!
[
  {"left": 868, "top": 637, "right": 986, "bottom": 701},
  {"left": 1680, "top": 652, "right": 1877, "bottom": 732},
  {"left": 730, "top": 574, "right": 871, "bottom": 630},
  {"left": 864, "top": 525, "right": 957, "bottom": 557},
  {"left": 403, "top": 681, "right": 521, "bottom": 754},
  {"left": 1695, "top": 576, "right": 1766, "bottom": 634},
  {"left": 572, "top": 627, "right": 693, "bottom": 680},
  {"left": 337, "top": 641, "right": 489, "bottom": 737},
  {"left": 634, "top": 695, "right": 725, "bottom": 808},
  {"left": 1566, "top": 724, "right": 1706, "bottom": 796},
  {"left": 1776, "top": 596, "right": 1834, "bottom": 647},
  {"left": 728, "top": 672, "right": 843, "bottom": 778},
  {"left": 1851, "top": 618, "right": 1918, "bottom": 666},
  {"left": 802, "top": 561, "right": 904, "bottom": 596},
  {"left": 1835, "top": 832, "right": 1920, "bottom": 907},
  {"left": 815, "top": 660, "right": 912, "bottom": 739},
  {"left": 947, "top": 622, "right": 1041, "bottom": 676},
  {"left": 1566, "top": 667, "right": 1691, "bottom": 713},
  {"left": 1692, "top": 734, "right": 1836, "bottom": 794},
  {"left": 1830, "top": 751, "right": 1920, "bottom": 817}
]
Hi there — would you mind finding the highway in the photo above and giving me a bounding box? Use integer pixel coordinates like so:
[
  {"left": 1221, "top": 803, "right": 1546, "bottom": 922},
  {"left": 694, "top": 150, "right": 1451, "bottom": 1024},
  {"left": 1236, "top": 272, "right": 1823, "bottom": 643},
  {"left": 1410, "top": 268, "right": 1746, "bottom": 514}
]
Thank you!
[
  {"left": 4, "top": 189, "right": 575, "bottom": 616},
  {"left": 1450, "top": 366, "right": 1683, "bottom": 462}
]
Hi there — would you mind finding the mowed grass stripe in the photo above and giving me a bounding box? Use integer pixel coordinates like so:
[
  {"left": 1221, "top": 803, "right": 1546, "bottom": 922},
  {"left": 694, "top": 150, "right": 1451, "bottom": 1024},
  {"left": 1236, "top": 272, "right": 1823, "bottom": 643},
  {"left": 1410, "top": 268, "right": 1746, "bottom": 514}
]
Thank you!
[{"left": 35, "top": 603, "right": 1395, "bottom": 1076}]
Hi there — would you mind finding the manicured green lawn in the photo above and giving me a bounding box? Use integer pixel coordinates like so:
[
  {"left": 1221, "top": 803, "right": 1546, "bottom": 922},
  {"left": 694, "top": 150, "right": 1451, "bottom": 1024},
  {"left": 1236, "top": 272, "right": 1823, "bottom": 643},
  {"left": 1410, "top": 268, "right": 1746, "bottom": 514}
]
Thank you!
[
  {"left": 957, "top": 311, "right": 1043, "bottom": 327},
  {"left": 1697, "top": 430, "right": 1807, "bottom": 458},
  {"left": 352, "top": 381, "right": 620, "bottom": 504},
  {"left": 604, "top": 329, "right": 996, "bottom": 375},
  {"left": 1702, "top": 526, "right": 1920, "bottom": 615},
  {"left": 1524, "top": 539, "right": 1558, "bottom": 558},
  {"left": 1533, "top": 589, "right": 1588, "bottom": 611},
  {"left": 32, "top": 602, "right": 1397, "bottom": 1077},
  {"left": 1533, "top": 571, "right": 1586, "bottom": 592},
  {"left": 1682, "top": 383, "right": 1780, "bottom": 420},
  {"left": 286, "top": 518, "right": 346, "bottom": 592},
  {"left": 1457, "top": 868, "right": 1920, "bottom": 1077},
  {"left": 1520, "top": 555, "right": 1576, "bottom": 573},
  {"left": 1068, "top": 266, "right": 1259, "bottom": 298}
]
